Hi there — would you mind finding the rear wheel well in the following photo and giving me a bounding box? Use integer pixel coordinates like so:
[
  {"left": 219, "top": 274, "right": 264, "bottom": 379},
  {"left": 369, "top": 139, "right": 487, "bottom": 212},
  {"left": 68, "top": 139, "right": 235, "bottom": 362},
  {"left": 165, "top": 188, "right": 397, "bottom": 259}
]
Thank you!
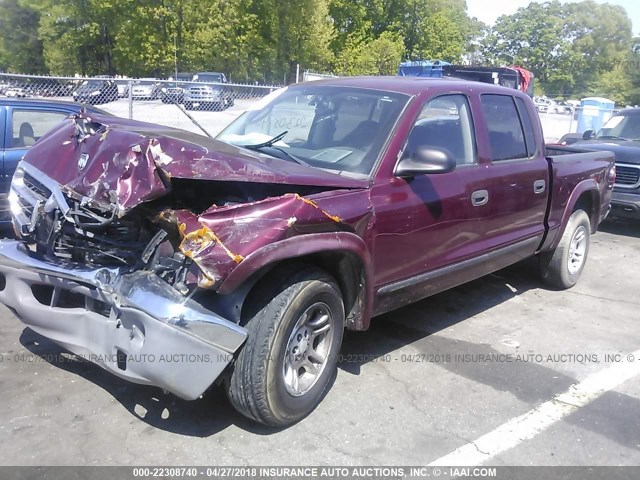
[
  {"left": 240, "top": 252, "right": 366, "bottom": 330},
  {"left": 573, "top": 190, "right": 599, "bottom": 232}
]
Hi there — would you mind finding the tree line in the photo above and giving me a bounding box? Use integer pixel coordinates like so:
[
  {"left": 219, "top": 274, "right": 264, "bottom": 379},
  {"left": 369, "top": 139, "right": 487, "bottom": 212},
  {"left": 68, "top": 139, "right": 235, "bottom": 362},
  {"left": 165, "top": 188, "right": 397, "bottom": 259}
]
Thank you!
[
  {"left": 479, "top": 0, "right": 640, "bottom": 105},
  {"left": 0, "top": 0, "right": 639, "bottom": 104}
]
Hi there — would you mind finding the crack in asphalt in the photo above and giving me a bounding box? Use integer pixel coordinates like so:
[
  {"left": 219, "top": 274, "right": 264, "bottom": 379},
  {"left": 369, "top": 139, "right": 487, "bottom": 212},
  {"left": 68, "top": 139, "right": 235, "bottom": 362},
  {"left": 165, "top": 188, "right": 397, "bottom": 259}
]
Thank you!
[{"left": 563, "top": 290, "right": 640, "bottom": 306}]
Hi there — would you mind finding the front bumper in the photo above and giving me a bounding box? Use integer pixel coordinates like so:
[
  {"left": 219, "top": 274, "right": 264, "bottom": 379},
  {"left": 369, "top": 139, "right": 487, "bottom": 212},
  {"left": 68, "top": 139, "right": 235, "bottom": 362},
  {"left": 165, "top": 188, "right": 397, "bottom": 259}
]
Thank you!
[
  {"left": 0, "top": 240, "right": 247, "bottom": 400},
  {"left": 610, "top": 190, "right": 640, "bottom": 219}
]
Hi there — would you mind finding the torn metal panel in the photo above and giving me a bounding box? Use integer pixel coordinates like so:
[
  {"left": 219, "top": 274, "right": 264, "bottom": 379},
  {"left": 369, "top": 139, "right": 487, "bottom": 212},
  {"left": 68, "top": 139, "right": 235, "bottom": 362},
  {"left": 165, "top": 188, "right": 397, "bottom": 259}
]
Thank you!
[{"left": 150, "top": 189, "right": 373, "bottom": 289}]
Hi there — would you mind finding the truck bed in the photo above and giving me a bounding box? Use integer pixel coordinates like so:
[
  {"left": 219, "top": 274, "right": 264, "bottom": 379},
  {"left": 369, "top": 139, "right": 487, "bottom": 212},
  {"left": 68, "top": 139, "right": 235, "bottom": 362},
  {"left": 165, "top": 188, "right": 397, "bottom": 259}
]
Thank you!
[{"left": 542, "top": 145, "right": 615, "bottom": 251}]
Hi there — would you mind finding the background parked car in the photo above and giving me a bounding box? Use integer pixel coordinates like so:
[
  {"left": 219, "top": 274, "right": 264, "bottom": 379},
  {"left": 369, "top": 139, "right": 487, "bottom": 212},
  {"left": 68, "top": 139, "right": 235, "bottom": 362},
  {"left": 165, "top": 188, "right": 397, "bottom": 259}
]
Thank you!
[
  {"left": 72, "top": 79, "right": 119, "bottom": 104},
  {"left": 28, "top": 79, "right": 74, "bottom": 97},
  {"left": 131, "top": 79, "right": 162, "bottom": 100},
  {"left": 533, "top": 96, "right": 548, "bottom": 113},
  {"left": 184, "top": 71, "right": 235, "bottom": 110},
  {"left": 548, "top": 100, "right": 573, "bottom": 114},
  {"left": 4, "top": 85, "right": 28, "bottom": 98},
  {"left": 114, "top": 80, "right": 130, "bottom": 98},
  {"left": 160, "top": 72, "right": 193, "bottom": 104},
  {"left": 560, "top": 108, "right": 640, "bottom": 219}
]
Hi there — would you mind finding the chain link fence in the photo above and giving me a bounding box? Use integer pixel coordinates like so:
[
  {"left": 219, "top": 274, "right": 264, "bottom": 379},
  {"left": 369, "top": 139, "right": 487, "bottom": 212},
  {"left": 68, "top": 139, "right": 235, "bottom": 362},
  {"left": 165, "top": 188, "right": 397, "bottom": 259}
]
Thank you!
[
  {"left": 0, "top": 72, "right": 627, "bottom": 143},
  {"left": 0, "top": 73, "right": 280, "bottom": 137}
]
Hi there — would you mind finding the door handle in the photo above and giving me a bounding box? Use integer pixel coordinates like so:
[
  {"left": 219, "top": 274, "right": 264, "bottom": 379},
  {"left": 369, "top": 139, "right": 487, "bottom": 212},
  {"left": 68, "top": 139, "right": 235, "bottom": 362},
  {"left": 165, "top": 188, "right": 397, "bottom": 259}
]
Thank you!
[
  {"left": 533, "top": 179, "right": 546, "bottom": 194},
  {"left": 471, "top": 189, "right": 489, "bottom": 206}
]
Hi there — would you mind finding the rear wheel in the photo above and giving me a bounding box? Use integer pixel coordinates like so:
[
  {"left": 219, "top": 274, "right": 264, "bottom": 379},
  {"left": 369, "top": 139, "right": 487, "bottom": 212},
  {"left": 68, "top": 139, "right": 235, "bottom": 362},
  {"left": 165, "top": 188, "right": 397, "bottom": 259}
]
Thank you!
[
  {"left": 226, "top": 265, "right": 344, "bottom": 427},
  {"left": 539, "top": 209, "right": 591, "bottom": 289}
]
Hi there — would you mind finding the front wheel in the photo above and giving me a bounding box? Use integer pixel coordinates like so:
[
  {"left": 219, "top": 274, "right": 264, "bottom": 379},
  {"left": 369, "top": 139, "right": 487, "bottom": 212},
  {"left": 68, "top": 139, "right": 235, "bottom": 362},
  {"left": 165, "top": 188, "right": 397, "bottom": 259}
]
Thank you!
[
  {"left": 226, "top": 265, "right": 344, "bottom": 427},
  {"left": 539, "top": 209, "right": 591, "bottom": 289}
]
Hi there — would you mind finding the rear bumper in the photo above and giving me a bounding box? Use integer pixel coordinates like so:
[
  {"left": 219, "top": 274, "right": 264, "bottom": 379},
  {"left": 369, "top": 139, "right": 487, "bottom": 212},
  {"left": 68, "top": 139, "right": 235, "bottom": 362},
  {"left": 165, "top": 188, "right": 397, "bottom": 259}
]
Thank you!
[
  {"left": 0, "top": 240, "right": 247, "bottom": 400},
  {"left": 610, "top": 191, "right": 640, "bottom": 219}
]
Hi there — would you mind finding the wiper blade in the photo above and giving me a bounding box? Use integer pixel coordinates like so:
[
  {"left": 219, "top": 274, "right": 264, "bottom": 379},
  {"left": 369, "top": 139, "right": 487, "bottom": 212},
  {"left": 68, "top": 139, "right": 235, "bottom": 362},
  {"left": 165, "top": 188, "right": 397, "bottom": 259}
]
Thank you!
[
  {"left": 241, "top": 131, "right": 309, "bottom": 165},
  {"left": 244, "top": 144, "right": 309, "bottom": 166},
  {"left": 242, "top": 130, "right": 288, "bottom": 149},
  {"left": 267, "top": 146, "right": 309, "bottom": 166}
]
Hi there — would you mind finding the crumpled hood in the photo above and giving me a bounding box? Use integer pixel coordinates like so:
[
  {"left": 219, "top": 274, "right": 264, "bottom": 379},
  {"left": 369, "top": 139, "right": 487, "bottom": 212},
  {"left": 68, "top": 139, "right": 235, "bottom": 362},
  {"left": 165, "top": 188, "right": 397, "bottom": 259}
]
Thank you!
[
  {"left": 22, "top": 112, "right": 368, "bottom": 212},
  {"left": 573, "top": 139, "right": 640, "bottom": 165}
]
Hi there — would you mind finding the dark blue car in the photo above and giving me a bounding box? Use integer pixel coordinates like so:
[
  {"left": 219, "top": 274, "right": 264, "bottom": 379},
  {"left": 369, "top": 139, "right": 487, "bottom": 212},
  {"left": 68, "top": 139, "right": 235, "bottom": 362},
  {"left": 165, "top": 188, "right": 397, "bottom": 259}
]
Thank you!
[{"left": 0, "top": 98, "right": 108, "bottom": 225}]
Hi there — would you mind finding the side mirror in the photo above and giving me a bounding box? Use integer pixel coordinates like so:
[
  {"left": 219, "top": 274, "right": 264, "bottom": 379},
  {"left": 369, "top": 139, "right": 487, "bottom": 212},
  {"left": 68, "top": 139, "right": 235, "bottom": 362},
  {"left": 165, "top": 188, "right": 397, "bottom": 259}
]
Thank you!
[
  {"left": 394, "top": 147, "right": 457, "bottom": 178},
  {"left": 582, "top": 129, "right": 596, "bottom": 140}
]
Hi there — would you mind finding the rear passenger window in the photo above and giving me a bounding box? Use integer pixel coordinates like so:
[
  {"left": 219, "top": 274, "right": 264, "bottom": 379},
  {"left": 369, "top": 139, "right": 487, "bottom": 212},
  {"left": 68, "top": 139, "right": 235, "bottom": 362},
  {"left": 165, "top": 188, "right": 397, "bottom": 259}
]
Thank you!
[
  {"left": 481, "top": 94, "right": 528, "bottom": 161},
  {"left": 11, "top": 109, "right": 68, "bottom": 148},
  {"left": 404, "top": 94, "right": 476, "bottom": 165},
  {"left": 515, "top": 97, "right": 536, "bottom": 157}
]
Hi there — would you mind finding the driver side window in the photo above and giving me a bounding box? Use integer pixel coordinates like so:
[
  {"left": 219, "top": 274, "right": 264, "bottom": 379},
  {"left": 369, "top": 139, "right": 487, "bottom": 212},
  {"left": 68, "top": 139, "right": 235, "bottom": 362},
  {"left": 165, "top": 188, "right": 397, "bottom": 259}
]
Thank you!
[{"left": 405, "top": 94, "right": 476, "bottom": 165}]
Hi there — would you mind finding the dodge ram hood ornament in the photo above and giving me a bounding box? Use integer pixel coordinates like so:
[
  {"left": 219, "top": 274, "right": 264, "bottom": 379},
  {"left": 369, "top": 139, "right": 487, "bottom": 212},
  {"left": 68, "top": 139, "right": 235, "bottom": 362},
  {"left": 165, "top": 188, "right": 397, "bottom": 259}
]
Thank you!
[{"left": 78, "top": 153, "right": 89, "bottom": 170}]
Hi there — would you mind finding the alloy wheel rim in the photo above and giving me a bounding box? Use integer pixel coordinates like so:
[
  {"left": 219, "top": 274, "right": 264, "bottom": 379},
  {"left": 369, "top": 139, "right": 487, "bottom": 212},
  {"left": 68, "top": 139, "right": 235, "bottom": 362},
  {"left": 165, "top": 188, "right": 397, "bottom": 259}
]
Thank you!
[
  {"left": 283, "top": 302, "right": 334, "bottom": 397},
  {"left": 568, "top": 225, "right": 587, "bottom": 275}
]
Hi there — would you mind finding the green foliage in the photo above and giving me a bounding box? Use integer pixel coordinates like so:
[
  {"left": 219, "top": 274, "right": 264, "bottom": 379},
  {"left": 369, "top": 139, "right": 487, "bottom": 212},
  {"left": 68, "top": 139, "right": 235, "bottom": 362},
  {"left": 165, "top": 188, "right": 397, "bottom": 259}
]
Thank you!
[
  {"left": 588, "top": 66, "right": 633, "bottom": 105},
  {"left": 484, "top": 1, "right": 635, "bottom": 102},
  {"left": 111, "top": 0, "right": 181, "bottom": 77},
  {"left": 0, "top": 0, "right": 636, "bottom": 105},
  {"left": 625, "top": 37, "right": 640, "bottom": 105},
  {"left": 414, "top": 9, "right": 466, "bottom": 62},
  {"left": 0, "top": 0, "right": 46, "bottom": 73},
  {"left": 335, "top": 31, "right": 405, "bottom": 76}
]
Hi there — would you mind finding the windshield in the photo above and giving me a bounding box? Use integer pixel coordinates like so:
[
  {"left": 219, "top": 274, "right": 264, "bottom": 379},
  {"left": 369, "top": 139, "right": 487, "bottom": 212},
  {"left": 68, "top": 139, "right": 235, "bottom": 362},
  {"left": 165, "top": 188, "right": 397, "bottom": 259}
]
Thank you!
[
  {"left": 216, "top": 85, "right": 409, "bottom": 175},
  {"left": 81, "top": 80, "right": 104, "bottom": 88},
  {"left": 596, "top": 113, "right": 640, "bottom": 140}
]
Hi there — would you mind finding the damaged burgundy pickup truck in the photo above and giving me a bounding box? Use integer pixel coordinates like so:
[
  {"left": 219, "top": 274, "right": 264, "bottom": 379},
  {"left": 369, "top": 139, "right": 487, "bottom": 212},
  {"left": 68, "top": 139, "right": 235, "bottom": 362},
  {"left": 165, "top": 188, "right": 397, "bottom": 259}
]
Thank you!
[{"left": 0, "top": 77, "right": 615, "bottom": 426}]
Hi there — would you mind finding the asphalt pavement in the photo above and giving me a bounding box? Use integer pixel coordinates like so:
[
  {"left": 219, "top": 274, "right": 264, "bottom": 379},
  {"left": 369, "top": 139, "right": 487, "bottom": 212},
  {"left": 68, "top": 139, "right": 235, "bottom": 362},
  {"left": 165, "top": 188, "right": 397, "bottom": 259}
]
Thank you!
[{"left": 0, "top": 218, "right": 638, "bottom": 466}]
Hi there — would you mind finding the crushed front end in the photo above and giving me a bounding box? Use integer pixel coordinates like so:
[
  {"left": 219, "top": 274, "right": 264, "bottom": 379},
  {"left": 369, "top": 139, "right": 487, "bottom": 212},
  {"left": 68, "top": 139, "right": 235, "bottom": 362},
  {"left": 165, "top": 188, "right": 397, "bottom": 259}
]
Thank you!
[
  {"left": 0, "top": 160, "right": 247, "bottom": 400},
  {"left": 0, "top": 112, "right": 367, "bottom": 400}
]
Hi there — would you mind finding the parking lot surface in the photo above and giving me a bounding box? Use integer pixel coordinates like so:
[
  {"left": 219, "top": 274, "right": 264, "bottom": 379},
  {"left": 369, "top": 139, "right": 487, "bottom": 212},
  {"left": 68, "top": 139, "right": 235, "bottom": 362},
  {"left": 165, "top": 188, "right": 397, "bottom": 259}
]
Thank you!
[{"left": 0, "top": 218, "right": 638, "bottom": 466}]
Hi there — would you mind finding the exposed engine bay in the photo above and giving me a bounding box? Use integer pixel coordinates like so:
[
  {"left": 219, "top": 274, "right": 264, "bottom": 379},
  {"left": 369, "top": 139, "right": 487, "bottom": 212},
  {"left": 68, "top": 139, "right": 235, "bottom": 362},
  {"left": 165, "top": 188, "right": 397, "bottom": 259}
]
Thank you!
[{"left": 14, "top": 166, "right": 331, "bottom": 296}]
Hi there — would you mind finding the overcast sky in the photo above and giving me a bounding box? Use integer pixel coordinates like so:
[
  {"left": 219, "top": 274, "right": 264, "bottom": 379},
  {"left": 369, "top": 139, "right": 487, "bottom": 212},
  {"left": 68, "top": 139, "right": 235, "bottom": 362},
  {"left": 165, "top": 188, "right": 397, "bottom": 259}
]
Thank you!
[{"left": 466, "top": 0, "right": 639, "bottom": 35}]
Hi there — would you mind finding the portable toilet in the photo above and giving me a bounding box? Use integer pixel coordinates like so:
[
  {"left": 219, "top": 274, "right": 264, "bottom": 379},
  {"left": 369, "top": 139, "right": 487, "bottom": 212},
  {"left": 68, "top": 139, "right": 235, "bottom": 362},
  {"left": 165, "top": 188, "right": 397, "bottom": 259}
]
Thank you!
[{"left": 576, "top": 97, "right": 615, "bottom": 133}]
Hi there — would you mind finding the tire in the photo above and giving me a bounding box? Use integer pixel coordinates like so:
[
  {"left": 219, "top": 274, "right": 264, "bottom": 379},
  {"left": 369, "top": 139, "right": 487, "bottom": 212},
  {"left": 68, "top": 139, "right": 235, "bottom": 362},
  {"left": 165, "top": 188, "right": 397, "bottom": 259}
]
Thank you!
[
  {"left": 539, "top": 209, "right": 591, "bottom": 289},
  {"left": 227, "top": 264, "right": 345, "bottom": 427}
]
